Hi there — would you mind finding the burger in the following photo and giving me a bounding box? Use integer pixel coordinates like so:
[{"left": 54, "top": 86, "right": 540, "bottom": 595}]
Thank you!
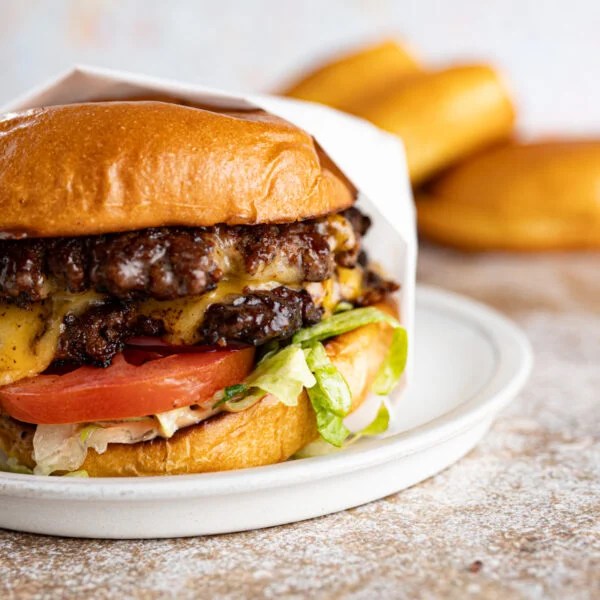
[{"left": 0, "top": 100, "right": 407, "bottom": 477}]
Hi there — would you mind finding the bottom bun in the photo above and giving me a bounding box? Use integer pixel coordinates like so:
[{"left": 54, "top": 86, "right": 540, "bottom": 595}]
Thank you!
[{"left": 0, "top": 303, "right": 396, "bottom": 477}]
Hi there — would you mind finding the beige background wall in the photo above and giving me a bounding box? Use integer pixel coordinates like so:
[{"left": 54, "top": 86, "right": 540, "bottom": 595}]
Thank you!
[{"left": 2, "top": 0, "right": 599, "bottom": 136}]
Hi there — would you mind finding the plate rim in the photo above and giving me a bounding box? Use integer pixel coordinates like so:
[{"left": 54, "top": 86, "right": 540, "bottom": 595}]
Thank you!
[{"left": 0, "top": 284, "right": 533, "bottom": 500}]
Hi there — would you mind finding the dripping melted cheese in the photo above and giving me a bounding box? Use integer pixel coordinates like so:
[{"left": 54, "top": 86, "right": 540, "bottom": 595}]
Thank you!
[{"left": 0, "top": 267, "right": 365, "bottom": 385}]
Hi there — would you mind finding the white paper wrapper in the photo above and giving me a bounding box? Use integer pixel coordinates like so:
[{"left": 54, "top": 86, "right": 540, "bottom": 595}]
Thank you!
[{"left": 1, "top": 65, "right": 416, "bottom": 427}]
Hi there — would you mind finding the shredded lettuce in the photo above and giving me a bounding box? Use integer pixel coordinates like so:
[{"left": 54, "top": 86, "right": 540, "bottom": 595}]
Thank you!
[
  {"left": 294, "top": 400, "right": 392, "bottom": 458},
  {"left": 358, "top": 401, "right": 391, "bottom": 436},
  {"left": 305, "top": 342, "right": 352, "bottom": 417},
  {"left": 223, "top": 306, "right": 407, "bottom": 447},
  {"left": 63, "top": 469, "right": 89, "bottom": 478},
  {"left": 0, "top": 454, "right": 89, "bottom": 477},
  {"left": 293, "top": 306, "right": 399, "bottom": 344},
  {"left": 245, "top": 345, "right": 316, "bottom": 405},
  {"left": 33, "top": 420, "right": 158, "bottom": 476},
  {"left": 311, "top": 408, "right": 350, "bottom": 448},
  {"left": 0, "top": 455, "right": 33, "bottom": 474},
  {"left": 294, "top": 307, "right": 407, "bottom": 396},
  {"left": 305, "top": 342, "right": 351, "bottom": 446},
  {"left": 372, "top": 327, "right": 408, "bottom": 395},
  {"left": 333, "top": 301, "right": 354, "bottom": 313},
  {"left": 212, "top": 383, "right": 249, "bottom": 408},
  {"left": 218, "top": 344, "right": 317, "bottom": 412}
]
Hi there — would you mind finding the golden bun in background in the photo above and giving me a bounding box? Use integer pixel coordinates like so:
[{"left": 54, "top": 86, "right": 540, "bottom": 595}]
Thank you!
[
  {"left": 282, "top": 40, "right": 421, "bottom": 114},
  {"left": 0, "top": 102, "right": 354, "bottom": 238},
  {"left": 282, "top": 41, "right": 514, "bottom": 186},
  {"left": 0, "top": 304, "right": 395, "bottom": 476},
  {"left": 417, "top": 141, "right": 600, "bottom": 250},
  {"left": 353, "top": 65, "right": 515, "bottom": 184}
]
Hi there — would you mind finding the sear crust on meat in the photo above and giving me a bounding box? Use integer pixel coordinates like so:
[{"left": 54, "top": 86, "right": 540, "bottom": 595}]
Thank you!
[
  {"left": 90, "top": 229, "right": 222, "bottom": 300},
  {"left": 53, "top": 264, "right": 397, "bottom": 367},
  {"left": 55, "top": 302, "right": 164, "bottom": 367},
  {"left": 0, "top": 206, "right": 399, "bottom": 368},
  {"left": 356, "top": 270, "right": 400, "bottom": 307},
  {"left": 0, "top": 241, "right": 47, "bottom": 304},
  {"left": 200, "top": 286, "right": 323, "bottom": 347},
  {"left": 0, "top": 209, "right": 367, "bottom": 304}
]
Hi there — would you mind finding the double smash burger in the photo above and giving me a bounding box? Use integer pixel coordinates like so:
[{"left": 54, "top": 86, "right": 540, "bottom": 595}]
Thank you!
[{"left": 0, "top": 100, "right": 406, "bottom": 476}]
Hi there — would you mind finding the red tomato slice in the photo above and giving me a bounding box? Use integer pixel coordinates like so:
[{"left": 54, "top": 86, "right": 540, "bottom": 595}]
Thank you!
[{"left": 0, "top": 347, "right": 255, "bottom": 425}]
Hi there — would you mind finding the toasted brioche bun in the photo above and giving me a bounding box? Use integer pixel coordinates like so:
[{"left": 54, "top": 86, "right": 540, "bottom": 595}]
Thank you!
[
  {"left": 351, "top": 65, "right": 515, "bottom": 184},
  {"left": 417, "top": 140, "right": 600, "bottom": 250},
  {"left": 0, "top": 102, "right": 354, "bottom": 238},
  {"left": 0, "top": 303, "right": 396, "bottom": 477},
  {"left": 283, "top": 40, "right": 421, "bottom": 113}
]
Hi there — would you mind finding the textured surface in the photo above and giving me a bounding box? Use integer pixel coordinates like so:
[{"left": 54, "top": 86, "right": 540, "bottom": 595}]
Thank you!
[{"left": 1, "top": 245, "right": 598, "bottom": 599}]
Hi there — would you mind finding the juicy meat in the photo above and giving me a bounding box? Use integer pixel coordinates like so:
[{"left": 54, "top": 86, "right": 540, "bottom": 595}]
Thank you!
[
  {"left": 232, "top": 223, "right": 333, "bottom": 282},
  {"left": 54, "top": 287, "right": 322, "bottom": 366},
  {"left": 356, "top": 269, "right": 400, "bottom": 307},
  {"left": 200, "top": 286, "right": 322, "bottom": 347},
  {"left": 55, "top": 303, "right": 164, "bottom": 367},
  {"left": 53, "top": 264, "right": 398, "bottom": 367},
  {"left": 90, "top": 228, "right": 222, "bottom": 300},
  {"left": 47, "top": 238, "right": 89, "bottom": 293},
  {"left": 0, "top": 209, "right": 367, "bottom": 304},
  {"left": 0, "top": 204, "right": 400, "bottom": 367},
  {"left": 342, "top": 207, "right": 371, "bottom": 238},
  {"left": 0, "top": 241, "right": 46, "bottom": 305}
]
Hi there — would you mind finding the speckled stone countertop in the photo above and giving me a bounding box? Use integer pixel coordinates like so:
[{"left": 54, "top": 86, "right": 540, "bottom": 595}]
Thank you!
[{"left": 1, "top": 245, "right": 598, "bottom": 600}]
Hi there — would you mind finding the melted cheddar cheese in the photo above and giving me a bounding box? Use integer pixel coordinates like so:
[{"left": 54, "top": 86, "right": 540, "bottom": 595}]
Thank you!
[
  {"left": 0, "top": 291, "right": 103, "bottom": 385},
  {"left": 0, "top": 267, "right": 365, "bottom": 385}
]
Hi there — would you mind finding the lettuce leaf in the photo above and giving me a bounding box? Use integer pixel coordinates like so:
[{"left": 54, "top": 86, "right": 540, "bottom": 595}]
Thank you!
[
  {"left": 246, "top": 344, "right": 316, "bottom": 406},
  {"left": 0, "top": 456, "right": 33, "bottom": 474},
  {"left": 305, "top": 342, "right": 352, "bottom": 446},
  {"left": 305, "top": 342, "right": 352, "bottom": 417},
  {"left": 311, "top": 408, "right": 349, "bottom": 448},
  {"left": 294, "top": 400, "right": 392, "bottom": 458},
  {"left": 33, "top": 420, "right": 158, "bottom": 476},
  {"left": 358, "top": 401, "right": 390, "bottom": 436},
  {"left": 219, "top": 344, "right": 316, "bottom": 412},
  {"left": 294, "top": 306, "right": 408, "bottom": 396},
  {"left": 0, "top": 454, "right": 88, "bottom": 477},
  {"left": 292, "top": 306, "right": 400, "bottom": 344},
  {"left": 222, "top": 306, "right": 407, "bottom": 445},
  {"left": 372, "top": 327, "right": 408, "bottom": 395},
  {"left": 63, "top": 469, "right": 89, "bottom": 478}
]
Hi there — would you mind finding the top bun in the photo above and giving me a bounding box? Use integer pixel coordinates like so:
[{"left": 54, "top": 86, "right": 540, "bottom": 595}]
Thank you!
[{"left": 0, "top": 102, "right": 355, "bottom": 237}]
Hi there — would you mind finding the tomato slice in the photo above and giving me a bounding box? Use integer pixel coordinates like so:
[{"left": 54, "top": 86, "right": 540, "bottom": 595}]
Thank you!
[{"left": 0, "top": 346, "right": 255, "bottom": 425}]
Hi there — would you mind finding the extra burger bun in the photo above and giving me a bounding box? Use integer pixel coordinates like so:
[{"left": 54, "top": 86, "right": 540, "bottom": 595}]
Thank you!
[
  {"left": 351, "top": 65, "right": 515, "bottom": 185},
  {"left": 417, "top": 140, "right": 600, "bottom": 250},
  {"left": 0, "top": 302, "right": 396, "bottom": 477},
  {"left": 0, "top": 102, "right": 355, "bottom": 238},
  {"left": 283, "top": 40, "right": 421, "bottom": 113}
]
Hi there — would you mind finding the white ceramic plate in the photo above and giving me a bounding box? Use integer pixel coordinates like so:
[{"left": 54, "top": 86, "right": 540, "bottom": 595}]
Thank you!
[{"left": 0, "top": 285, "right": 532, "bottom": 539}]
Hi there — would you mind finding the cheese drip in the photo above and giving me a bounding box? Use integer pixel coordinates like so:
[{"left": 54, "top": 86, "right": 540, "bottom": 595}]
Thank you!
[
  {"left": 0, "top": 268, "right": 364, "bottom": 385},
  {"left": 0, "top": 291, "right": 103, "bottom": 385}
]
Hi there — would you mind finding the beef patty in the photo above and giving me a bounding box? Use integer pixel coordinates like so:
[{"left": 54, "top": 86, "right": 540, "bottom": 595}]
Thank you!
[
  {"left": 54, "top": 303, "right": 165, "bottom": 368},
  {"left": 0, "top": 206, "right": 398, "bottom": 368},
  {"left": 0, "top": 208, "right": 368, "bottom": 305},
  {"left": 53, "top": 287, "right": 322, "bottom": 366},
  {"left": 52, "top": 265, "right": 398, "bottom": 367},
  {"left": 200, "top": 286, "right": 323, "bottom": 347}
]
